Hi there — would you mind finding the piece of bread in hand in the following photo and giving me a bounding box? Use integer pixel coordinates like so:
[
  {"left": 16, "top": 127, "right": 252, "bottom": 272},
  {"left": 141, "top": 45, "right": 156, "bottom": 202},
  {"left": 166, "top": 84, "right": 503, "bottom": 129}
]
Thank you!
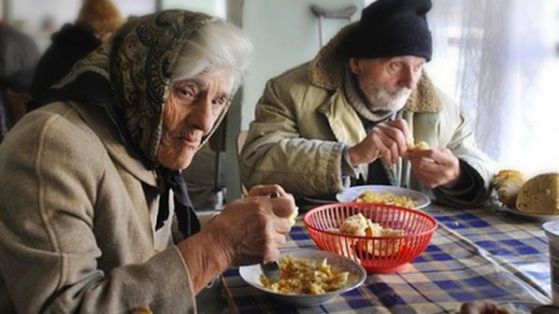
[
  {"left": 516, "top": 173, "right": 559, "bottom": 214},
  {"left": 491, "top": 169, "right": 527, "bottom": 208},
  {"left": 407, "top": 140, "right": 430, "bottom": 151}
]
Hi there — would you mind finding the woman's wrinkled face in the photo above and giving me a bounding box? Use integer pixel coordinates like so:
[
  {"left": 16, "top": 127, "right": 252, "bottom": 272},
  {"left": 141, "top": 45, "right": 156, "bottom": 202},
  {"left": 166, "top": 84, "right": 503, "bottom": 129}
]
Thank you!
[
  {"left": 157, "top": 72, "right": 232, "bottom": 170},
  {"left": 349, "top": 56, "right": 425, "bottom": 114}
]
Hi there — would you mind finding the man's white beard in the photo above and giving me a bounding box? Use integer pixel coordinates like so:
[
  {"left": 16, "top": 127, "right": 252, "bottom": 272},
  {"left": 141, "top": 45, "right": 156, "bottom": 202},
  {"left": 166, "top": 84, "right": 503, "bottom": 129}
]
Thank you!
[{"left": 366, "top": 85, "right": 412, "bottom": 113}]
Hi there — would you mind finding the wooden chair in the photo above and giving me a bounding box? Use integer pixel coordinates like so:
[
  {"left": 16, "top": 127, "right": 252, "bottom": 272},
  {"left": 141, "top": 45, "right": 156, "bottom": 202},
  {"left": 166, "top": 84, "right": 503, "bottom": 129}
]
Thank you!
[{"left": 236, "top": 130, "right": 248, "bottom": 195}]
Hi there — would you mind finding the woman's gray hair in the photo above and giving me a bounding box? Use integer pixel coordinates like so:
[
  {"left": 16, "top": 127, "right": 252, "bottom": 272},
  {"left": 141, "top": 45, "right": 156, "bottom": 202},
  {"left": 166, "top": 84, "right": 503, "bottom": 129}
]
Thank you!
[{"left": 171, "top": 19, "right": 252, "bottom": 93}]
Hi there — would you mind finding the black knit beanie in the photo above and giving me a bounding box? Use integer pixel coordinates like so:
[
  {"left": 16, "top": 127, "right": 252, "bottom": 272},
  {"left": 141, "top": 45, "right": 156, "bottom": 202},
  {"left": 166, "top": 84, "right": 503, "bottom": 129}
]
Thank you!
[{"left": 347, "top": 0, "right": 433, "bottom": 61}]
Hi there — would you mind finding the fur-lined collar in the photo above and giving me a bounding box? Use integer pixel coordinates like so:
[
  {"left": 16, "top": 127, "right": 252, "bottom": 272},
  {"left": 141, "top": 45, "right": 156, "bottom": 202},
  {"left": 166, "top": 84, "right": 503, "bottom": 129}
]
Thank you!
[{"left": 308, "top": 23, "right": 442, "bottom": 113}]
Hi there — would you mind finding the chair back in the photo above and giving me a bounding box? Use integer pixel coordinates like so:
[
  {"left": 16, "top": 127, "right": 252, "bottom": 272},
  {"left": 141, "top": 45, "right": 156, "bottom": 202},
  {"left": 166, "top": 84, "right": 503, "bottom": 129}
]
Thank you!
[{"left": 236, "top": 130, "right": 248, "bottom": 195}]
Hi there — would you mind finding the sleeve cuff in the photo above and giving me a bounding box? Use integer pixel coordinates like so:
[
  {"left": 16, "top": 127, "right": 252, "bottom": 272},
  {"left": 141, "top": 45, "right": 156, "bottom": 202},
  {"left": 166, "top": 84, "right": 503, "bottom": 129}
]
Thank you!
[
  {"left": 434, "top": 160, "right": 489, "bottom": 207},
  {"left": 341, "top": 146, "right": 359, "bottom": 178}
]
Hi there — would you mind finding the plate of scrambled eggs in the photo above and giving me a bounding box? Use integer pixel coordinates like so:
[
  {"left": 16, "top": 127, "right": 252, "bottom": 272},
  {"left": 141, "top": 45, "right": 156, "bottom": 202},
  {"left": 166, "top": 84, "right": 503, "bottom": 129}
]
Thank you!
[
  {"left": 336, "top": 185, "right": 431, "bottom": 209},
  {"left": 239, "top": 248, "right": 366, "bottom": 306}
]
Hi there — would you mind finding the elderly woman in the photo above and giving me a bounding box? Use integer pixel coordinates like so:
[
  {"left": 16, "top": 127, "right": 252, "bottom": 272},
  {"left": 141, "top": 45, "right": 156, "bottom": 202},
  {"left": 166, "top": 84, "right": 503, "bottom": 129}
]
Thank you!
[{"left": 0, "top": 10, "right": 296, "bottom": 313}]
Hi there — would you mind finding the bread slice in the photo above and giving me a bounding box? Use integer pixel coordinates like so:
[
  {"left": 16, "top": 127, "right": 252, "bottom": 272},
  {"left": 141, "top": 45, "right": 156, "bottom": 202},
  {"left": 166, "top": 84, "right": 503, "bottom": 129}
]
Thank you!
[
  {"left": 516, "top": 173, "right": 559, "bottom": 214},
  {"left": 491, "top": 169, "right": 527, "bottom": 208}
]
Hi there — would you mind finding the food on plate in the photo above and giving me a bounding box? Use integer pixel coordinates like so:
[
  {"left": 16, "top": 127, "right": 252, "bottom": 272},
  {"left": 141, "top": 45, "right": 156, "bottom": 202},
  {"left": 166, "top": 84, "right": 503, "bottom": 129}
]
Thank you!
[
  {"left": 516, "top": 173, "right": 559, "bottom": 215},
  {"left": 355, "top": 191, "right": 416, "bottom": 208},
  {"left": 259, "top": 255, "right": 349, "bottom": 295},
  {"left": 491, "top": 169, "right": 527, "bottom": 208},
  {"left": 407, "top": 140, "right": 429, "bottom": 151},
  {"left": 338, "top": 213, "right": 405, "bottom": 256}
]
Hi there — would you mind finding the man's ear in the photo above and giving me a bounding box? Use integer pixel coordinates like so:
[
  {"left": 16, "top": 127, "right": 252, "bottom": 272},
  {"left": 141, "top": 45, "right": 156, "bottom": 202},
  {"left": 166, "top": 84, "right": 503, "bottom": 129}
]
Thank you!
[{"left": 348, "top": 58, "right": 359, "bottom": 74}]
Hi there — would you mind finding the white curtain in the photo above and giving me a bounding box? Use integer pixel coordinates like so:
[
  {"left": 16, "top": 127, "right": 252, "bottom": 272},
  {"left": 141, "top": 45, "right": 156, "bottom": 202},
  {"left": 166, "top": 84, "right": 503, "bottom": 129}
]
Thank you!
[{"left": 427, "top": 0, "right": 559, "bottom": 175}]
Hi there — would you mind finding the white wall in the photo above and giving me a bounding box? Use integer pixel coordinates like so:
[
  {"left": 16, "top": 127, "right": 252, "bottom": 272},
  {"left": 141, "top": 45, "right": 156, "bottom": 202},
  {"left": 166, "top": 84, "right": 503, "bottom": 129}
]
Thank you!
[
  {"left": 240, "top": 0, "right": 363, "bottom": 130},
  {"left": 9, "top": 0, "right": 156, "bottom": 51},
  {"left": 220, "top": 0, "right": 363, "bottom": 200},
  {"left": 7, "top": 0, "right": 226, "bottom": 51}
]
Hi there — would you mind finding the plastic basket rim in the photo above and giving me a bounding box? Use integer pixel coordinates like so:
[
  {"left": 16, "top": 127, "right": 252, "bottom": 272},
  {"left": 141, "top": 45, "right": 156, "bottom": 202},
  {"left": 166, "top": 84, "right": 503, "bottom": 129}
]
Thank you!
[{"left": 303, "top": 201, "right": 438, "bottom": 240}]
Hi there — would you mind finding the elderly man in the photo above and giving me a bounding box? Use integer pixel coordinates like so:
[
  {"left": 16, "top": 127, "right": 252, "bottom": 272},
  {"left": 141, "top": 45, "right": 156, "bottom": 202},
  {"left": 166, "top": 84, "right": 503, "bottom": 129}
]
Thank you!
[{"left": 240, "top": 0, "right": 495, "bottom": 208}]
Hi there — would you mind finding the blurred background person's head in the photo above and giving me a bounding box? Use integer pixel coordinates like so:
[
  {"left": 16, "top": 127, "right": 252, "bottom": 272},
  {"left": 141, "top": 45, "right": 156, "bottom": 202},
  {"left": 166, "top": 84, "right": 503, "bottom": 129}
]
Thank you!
[
  {"left": 29, "top": 0, "right": 123, "bottom": 107},
  {"left": 77, "top": 0, "right": 124, "bottom": 42}
]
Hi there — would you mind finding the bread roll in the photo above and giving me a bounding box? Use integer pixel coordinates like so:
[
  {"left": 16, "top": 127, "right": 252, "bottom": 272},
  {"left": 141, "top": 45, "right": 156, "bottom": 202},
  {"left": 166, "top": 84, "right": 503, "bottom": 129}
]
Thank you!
[
  {"left": 491, "top": 169, "right": 527, "bottom": 208},
  {"left": 516, "top": 173, "right": 559, "bottom": 214},
  {"left": 407, "top": 141, "right": 429, "bottom": 151}
]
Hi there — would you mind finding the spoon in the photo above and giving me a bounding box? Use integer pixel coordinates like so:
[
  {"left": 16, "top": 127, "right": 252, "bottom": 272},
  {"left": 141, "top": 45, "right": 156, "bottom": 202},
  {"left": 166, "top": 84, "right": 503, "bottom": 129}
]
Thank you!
[
  {"left": 260, "top": 191, "right": 283, "bottom": 282},
  {"left": 260, "top": 262, "right": 281, "bottom": 282}
]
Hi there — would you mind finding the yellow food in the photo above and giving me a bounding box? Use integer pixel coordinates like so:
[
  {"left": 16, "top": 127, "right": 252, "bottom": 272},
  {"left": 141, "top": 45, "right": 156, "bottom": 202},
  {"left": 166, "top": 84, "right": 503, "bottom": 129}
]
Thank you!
[
  {"left": 355, "top": 191, "right": 416, "bottom": 208},
  {"left": 338, "top": 213, "right": 405, "bottom": 256},
  {"left": 260, "top": 255, "right": 349, "bottom": 295},
  {"left": 407, "top": 141, "right": 429, "bottom": 151},
  {"left": 516, "top": 173, "right": 559, "bottom": 214},
  {"left": 491, "top": 169, "right": 527, "bottom": 208},
  {"left": 288, "top": 206, "right": 299, "bottom": 227}
]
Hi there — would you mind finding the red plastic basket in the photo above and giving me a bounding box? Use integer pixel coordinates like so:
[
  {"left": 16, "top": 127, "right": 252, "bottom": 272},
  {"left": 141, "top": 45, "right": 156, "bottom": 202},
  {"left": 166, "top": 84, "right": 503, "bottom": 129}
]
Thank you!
[{"left": 304, "top": 202, "right": 437, "bottom": 273}]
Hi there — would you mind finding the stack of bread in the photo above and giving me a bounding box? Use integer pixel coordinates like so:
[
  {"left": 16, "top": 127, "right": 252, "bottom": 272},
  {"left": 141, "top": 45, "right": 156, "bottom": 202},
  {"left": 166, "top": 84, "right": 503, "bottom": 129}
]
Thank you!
[
  {"left": 492, "top": 170, "right": 559, "bottom": 215},
  {"left": 338, "top": 213, "right": 404, "bottom": 256}
]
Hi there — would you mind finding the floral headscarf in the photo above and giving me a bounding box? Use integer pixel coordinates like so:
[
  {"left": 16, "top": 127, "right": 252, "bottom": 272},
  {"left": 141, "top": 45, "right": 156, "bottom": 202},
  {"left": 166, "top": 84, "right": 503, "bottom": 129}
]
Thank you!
[
  {"left": 45, "top": 10, "right": 238, "bottom": 237},
  {"left": 52, "top": 10, "right": 229, "bottom": 167}
]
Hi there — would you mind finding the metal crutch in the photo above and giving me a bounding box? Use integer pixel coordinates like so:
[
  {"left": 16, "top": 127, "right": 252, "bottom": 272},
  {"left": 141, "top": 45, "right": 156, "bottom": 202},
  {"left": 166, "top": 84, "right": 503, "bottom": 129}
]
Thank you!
[{"left": 310, "top": 5, "right": 357, "bottom": 47}]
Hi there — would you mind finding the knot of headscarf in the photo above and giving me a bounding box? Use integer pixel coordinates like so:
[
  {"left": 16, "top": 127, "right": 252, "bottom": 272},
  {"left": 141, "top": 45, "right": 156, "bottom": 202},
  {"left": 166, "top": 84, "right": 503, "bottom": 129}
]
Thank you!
[{"left": 157, "top": 168, "right": 200, "bottom": 238}]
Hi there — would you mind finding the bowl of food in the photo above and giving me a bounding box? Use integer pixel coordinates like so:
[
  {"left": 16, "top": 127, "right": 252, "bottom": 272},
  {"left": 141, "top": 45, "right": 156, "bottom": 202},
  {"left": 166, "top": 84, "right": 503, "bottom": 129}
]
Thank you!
[
  {"left": 304, "top": 202, "right": 437, "bottom": 273},
  {"left": 336, "top": 185, "right": 431, "bottom": 209},
  {"left": 238, "top": 248, "right": 366, "bottom": 306}
]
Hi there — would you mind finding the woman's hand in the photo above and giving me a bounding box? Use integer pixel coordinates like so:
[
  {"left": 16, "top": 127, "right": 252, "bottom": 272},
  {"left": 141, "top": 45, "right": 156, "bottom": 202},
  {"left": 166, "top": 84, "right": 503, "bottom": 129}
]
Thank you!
[
  {"left": 212, "top": 184, "right": 296, "bottom": 266},
  {"left": 348, "top": 119, "right": 411, "bottom": 166},
  {"left": 177, "top": 184, "right": 296, "bottom": 293}
]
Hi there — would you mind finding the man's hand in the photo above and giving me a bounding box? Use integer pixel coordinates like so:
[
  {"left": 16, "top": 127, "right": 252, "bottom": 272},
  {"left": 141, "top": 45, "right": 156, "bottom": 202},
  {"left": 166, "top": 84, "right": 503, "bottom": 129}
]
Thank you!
[
  {"left": 460, "top": 300, "right": 509, "bottom": 314},
  {"left": 407, "top": 147, "right": 461, "bottom": 189},
  {"left": 348, "top": 119, "right": 411, "bottom": 166}
]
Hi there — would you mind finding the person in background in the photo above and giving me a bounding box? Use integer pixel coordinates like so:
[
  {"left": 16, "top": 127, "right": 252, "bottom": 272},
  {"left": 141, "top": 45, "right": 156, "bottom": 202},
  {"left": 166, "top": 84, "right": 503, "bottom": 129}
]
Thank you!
[
  {"left": 240, "top": 0, "right": 495, "bottom": 208},
  {"left": 0, "top": 10, "right": 296, "bottom": 312},
  {"left": 29, "top": 0, "right": 123, "bottom": 108},
  {"left": 0, "top": 21, "right": 40, "bottom": 142}
]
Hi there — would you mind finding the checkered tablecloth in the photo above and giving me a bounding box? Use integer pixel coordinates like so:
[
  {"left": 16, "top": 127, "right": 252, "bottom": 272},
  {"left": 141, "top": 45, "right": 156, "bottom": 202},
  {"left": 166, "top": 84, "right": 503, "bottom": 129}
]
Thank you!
[
  {"left": 221, "top": 205, "right": 552, "bottom": 313},
  {"left": 424, "top": 205, "right": 551, "bottom": 298}
]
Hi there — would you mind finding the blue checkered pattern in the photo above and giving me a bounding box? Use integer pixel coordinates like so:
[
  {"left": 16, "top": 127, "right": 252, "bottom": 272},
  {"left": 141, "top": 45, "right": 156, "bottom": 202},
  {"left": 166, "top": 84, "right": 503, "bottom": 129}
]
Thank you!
[{"left": 221, "top": 205, "right": 551, "bottom": 313}]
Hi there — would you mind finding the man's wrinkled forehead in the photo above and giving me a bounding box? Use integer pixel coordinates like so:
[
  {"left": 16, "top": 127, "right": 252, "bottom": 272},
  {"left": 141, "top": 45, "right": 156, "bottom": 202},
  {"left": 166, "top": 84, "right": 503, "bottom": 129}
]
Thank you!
[{"left": 384, "top": 55, "right": 426, "bottom": 66}]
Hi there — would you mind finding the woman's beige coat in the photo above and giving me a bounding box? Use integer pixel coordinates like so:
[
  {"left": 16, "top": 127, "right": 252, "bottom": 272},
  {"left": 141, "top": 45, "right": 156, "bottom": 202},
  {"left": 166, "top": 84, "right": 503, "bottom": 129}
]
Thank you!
[{"left": 0, "top": 102, "right": 196, "bottom": 313}]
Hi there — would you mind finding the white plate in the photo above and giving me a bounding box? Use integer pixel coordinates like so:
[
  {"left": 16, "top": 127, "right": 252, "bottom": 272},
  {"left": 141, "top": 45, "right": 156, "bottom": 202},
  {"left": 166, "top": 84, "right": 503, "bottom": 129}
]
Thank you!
[
  {"left": 336, "top": 185, "right": 431, "bottom": 209},
  {"left": 239, "top": 248, "right": 366, "bottom": 306},
  {"left": 500, "top": 206, "right": 559, "bottom": 221},
  {"left": 302, "top": 196, "right": 337, "bottom": 205}
]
